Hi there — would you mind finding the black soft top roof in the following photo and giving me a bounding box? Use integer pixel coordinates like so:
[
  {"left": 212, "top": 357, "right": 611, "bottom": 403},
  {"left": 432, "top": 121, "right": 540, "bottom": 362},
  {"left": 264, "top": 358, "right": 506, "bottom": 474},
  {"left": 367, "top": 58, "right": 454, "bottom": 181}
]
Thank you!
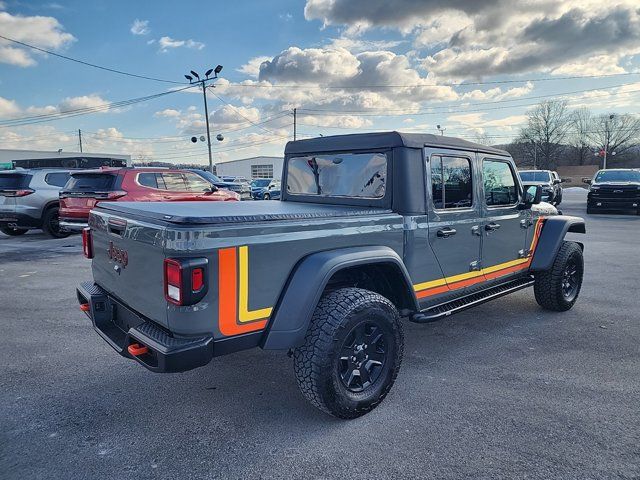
[{"left": 285, "top": 131, "right": 509, "bottom": 156}]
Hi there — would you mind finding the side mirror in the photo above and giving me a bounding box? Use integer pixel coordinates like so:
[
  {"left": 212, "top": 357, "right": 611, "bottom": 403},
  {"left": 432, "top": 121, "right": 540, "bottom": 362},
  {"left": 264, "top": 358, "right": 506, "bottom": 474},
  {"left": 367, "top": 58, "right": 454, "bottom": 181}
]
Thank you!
[
  {"left": 520, "top": 184, "right": 542, "bottom": 209},
  {"left": 553, "top": 178, "right": 561, "bottom": 185},
  {"left": 582, "top": 178, "right": 592, "bottom": 185}
]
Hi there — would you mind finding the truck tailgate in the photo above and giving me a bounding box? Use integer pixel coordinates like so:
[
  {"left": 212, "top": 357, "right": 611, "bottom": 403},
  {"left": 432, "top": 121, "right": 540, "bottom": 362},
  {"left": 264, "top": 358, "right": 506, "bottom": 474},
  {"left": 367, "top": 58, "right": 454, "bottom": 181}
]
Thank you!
[{"left": 89, "top": 209, "right": 168, "bottom": 327}]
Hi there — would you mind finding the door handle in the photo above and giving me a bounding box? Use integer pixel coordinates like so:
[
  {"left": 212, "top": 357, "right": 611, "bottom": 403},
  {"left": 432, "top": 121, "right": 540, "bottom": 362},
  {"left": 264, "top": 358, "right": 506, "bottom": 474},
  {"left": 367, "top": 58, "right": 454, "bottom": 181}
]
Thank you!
[
  {"left": 437, "top": 227, "right": 457, "bottom": 238},
  {"left": 485, "top": 222, "right": 501, "bottom": 231}
]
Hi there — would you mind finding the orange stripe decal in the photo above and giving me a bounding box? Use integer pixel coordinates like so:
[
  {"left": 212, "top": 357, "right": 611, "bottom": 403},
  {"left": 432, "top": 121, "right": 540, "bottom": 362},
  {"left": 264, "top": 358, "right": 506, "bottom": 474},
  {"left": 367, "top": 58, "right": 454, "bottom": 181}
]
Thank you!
[{"left": 218, "top": 247, "right": 268, "bottom": 337}]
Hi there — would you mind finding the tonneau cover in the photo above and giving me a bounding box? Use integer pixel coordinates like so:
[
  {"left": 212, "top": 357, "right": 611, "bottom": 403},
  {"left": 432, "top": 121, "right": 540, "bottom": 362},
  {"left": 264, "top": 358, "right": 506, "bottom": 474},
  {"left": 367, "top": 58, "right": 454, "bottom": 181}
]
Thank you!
[{"left": 96, "top": 201, "right": 393, "bottom": 225}]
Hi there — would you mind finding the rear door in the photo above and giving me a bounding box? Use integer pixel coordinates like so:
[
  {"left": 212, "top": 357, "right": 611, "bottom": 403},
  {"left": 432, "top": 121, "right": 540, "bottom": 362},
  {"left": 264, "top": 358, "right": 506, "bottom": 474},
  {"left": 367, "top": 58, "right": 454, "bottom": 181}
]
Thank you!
[
  {"left": 426, "top": 150, "right": 483, "bottom": 292},
  {"left": 479, "top": 157, "right": 529, "bottom": 281}
]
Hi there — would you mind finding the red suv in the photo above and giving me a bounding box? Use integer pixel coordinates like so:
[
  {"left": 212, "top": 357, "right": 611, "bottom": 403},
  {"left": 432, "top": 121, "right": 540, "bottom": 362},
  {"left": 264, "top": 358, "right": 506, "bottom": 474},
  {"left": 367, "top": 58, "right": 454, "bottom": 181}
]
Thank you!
[{"left": 59, "top": 167, "right": 239, "bottom": 232}]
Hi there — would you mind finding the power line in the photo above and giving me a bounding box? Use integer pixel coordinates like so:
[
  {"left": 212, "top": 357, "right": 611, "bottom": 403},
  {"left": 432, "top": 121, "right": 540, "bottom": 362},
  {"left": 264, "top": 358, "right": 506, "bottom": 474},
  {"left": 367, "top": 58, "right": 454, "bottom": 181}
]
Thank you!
[
  {"left": 0, "top": 85, "right": 194, "bottom": 128},
  {"left": 0, "top": 34, "right": 184, "bottom": 85},
  {"left": 297, "top": 82, "right": 640, "bottom": 115},
  {"left": 224, "top": 72, "right": 640, "bottom": 90}
]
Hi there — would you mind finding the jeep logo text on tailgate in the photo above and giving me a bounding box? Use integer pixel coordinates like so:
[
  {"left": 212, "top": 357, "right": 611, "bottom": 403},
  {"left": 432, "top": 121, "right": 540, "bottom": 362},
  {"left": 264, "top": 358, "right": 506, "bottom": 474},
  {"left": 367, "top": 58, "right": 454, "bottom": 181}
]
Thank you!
[{"left": 108, "top": 241, "right": 128, "bottom": 268}]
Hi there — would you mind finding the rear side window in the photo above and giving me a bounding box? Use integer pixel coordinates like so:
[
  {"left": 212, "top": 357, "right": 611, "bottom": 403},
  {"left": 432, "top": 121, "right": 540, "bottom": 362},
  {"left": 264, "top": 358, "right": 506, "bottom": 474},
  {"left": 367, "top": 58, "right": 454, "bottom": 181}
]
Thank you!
[
  {"left": 483, "top": 160, "right": 519, "bottom": 206},
  {"left": 161, "top": 173, "right": 187, "bottom": 191},
  {"left": 430, "top": 156, "right": 473, "bottom": 209},
  {"left": 287, "top": 152, "right": 387, "bottom": 198},
  {"left": 137, "top": 173, "right": 159, "bottom": 189},
  {"left": 44, "top": 172, "right": 70, "bottom": 187},
  {"left": 183, "top": 172, "right": 212, "bottom": 192},
  {"left": 0, "top": 174, "right": 29, "bottom": 189},
  {"left": 65, "top": 173, "right": 116, "bottom": 191}
]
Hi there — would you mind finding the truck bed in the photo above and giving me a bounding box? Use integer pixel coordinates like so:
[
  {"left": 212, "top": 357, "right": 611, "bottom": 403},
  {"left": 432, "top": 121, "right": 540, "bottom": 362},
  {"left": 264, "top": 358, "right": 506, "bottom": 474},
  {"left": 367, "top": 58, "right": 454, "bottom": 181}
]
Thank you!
[{"left": 97, "top": 201, "right": 393, "bottom": 225}]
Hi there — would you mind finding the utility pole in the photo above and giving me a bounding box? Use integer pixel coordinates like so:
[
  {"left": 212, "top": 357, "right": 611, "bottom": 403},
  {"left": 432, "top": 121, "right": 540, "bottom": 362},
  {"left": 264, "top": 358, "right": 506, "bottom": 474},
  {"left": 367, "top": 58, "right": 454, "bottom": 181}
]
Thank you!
[
  {"left": 293, "top": 108, "right": 297, "bottom": 141},
  {"left": 532, "top": 140, "right": 537, "bottom": 169},
  {"left": 78, "top": 129, "right": 83, "bottom": 153},
  {"left": 185, "top": 66, "right": 223, "bottom": 174},
  {"left": 603, "top": 114, "right": 614, "bottom": 170}
]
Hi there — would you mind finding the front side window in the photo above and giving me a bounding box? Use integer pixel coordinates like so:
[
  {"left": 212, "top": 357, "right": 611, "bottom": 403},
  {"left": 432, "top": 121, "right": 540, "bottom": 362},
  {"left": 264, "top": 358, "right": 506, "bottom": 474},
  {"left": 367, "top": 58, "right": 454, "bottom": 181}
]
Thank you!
[
  {"left": 484, "top": 160, "right": 519, "bottom": 206},
  {"left": 430, "top": 156, "right": 473, "bottom": 209},
  {"left": 287, "top": 152, "right": 387, "bottom": 198},
  {"left": 183, "top": 172, "right": 213, "bottom": 192}
]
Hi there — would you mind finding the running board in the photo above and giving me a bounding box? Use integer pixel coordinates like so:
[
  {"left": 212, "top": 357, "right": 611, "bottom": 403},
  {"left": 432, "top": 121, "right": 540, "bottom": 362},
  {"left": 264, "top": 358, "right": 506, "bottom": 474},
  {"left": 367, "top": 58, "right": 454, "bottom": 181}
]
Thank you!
[{"left": 410, "top": 277, "right": 535, "bottom": 323}]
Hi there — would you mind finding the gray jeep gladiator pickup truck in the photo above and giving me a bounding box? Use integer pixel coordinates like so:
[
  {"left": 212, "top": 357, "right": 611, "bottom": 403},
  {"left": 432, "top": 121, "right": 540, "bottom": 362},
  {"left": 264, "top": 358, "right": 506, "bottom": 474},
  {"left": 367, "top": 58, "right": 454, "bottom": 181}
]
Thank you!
[{"left": 77, "top": 132, "right": 585, "bottom": 419}]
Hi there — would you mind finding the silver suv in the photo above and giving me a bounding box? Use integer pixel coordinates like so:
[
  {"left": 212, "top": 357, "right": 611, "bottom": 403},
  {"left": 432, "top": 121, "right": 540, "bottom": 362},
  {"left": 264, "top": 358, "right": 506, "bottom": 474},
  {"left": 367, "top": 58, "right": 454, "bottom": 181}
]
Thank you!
[{"left": 0, "top": 168, "right": 72, "bottom": 238}]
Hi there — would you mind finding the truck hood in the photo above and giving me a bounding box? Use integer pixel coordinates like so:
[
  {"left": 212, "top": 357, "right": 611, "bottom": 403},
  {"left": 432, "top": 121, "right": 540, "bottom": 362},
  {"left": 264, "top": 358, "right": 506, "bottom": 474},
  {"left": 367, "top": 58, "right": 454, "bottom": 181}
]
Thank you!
[{"left": 95, "top": 200, "right": 392, "bottom": 225}]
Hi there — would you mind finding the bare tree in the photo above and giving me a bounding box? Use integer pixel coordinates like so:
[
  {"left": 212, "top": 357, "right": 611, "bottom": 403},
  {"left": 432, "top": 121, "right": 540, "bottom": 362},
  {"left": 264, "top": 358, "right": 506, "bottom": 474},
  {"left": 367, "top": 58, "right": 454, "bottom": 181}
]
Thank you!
[
  {"left": 588, "top": 113, "right": 640, "bottom": 163},
  {"left": 568, "top": 107, "right": 593, "bottom": 166},
  {"left": 517, "top": 100, "right": 570, "bottom": 170}
]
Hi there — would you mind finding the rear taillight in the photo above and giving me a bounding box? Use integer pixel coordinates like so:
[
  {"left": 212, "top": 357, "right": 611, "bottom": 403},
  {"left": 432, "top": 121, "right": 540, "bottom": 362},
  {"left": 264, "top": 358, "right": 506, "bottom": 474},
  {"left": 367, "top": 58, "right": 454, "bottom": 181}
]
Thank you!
[
  {"left": 3, "top": 189, "right": 34, "bottom": 197},
  {"left": 82, "top": 227, "right": 93, "bottom": 258},
  {"left": 106, "top": 190, "right": 127, "bottom": 200},
  {"left": 163, "top": 258, "right": 208, "bottom": 306},
  {"left": 164, "top": 259, "right": 182, "bottom": 305}
]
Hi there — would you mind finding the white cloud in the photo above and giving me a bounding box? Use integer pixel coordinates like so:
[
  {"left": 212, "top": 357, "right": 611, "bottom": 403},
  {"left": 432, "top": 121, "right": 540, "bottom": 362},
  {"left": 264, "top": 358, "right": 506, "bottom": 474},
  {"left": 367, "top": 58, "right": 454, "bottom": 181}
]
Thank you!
[
  {"left": 0, "top": 96, "right": 20, "bottom": 118},
  {"left": 237, "top": 56, "right": 271, "bottom": 78},
  {"left": 0, "top": 10, "right": 75, "bottom": 67},
  {"left": 130, "top": 19, "right": 150, "bottom": 35},
  {"left": 58, "top": 94, "right": 108, "bottom": 112},
  {"left": 158, "top": 36, "right": 205, "bottom": 52},
  {"left": 155, "top": 108, "right": 181, "bottom": 118}
]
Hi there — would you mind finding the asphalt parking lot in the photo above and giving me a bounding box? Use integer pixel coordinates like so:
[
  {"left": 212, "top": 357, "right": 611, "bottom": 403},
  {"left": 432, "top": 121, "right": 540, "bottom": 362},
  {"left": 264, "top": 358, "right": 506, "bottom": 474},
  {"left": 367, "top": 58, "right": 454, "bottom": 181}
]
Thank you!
[{"left": 1, "top": 188, "right": 639, "bottom": 479}]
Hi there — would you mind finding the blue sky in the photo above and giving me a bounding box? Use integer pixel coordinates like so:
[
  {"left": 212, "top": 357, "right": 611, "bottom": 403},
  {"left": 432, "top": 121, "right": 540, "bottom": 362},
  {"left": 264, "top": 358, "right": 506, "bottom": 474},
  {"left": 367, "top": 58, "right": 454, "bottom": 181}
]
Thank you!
[{"left": 1, "top": 0, "right": 639, "bottom": 164}]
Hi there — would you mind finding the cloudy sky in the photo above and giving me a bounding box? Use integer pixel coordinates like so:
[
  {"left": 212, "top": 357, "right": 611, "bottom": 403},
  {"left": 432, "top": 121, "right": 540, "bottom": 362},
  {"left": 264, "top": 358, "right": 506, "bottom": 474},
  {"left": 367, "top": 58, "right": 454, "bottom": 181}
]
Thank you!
[{"left": 1, "top": 0, "right": 639, "bottom": 164}]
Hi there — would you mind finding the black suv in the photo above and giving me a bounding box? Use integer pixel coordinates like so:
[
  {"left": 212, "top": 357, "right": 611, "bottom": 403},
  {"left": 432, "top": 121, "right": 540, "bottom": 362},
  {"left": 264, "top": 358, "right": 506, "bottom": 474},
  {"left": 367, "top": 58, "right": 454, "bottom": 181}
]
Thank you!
[
  {"left": 585, "top": 169, "right": 640, "bottom": 214},
  {"left": 519, "top": 170, "right": 564, "bottom": 205}
]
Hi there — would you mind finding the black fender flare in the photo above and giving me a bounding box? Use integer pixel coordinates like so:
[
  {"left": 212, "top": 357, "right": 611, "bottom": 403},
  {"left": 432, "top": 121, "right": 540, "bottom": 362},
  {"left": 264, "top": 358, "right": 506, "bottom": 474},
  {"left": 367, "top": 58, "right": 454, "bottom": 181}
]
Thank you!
[
  {"left": 530, "top": 215, "right": 585, "bottom": 271},
  {"left": 261, "top": 246, "right": 418, "bottom": 350}
]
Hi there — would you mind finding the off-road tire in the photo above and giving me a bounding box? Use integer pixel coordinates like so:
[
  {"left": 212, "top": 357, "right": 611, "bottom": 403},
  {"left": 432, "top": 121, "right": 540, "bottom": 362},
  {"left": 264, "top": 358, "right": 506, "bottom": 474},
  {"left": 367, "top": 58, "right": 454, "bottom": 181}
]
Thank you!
[
  {"left": 534, "top": 241, "right": 583, "bottom": 312},
  {"left": 42, "top": 206, "right": 69, "bottom": 238},
  {"left": 293, "top": 287, "right": 404, "bottom": 419},
  {"left": 0, "top": 225, "right": 28, "bottom": 236}
]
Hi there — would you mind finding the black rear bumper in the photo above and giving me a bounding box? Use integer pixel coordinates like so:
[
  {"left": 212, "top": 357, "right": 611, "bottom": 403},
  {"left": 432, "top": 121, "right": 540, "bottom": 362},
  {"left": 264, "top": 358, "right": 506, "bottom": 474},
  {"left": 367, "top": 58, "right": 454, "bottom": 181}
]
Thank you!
[{"left": 76, "top": 282, "right": 214, "bottom": 373}]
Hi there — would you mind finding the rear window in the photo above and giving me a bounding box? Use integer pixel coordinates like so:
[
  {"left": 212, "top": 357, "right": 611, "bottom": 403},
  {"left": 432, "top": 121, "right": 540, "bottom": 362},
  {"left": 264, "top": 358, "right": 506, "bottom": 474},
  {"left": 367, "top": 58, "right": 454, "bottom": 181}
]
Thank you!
[
  {"left": 0, "top": 174, "right": 29, "bottom": 189},
  {"left": 65, "top": 173, "right": 116, "bottom": 191},
  {"left": 519, "top": 171, "right": 551, "bottom": 182},
  {"left": 286, "top": 152, "right": 387, "bottom": 198}
]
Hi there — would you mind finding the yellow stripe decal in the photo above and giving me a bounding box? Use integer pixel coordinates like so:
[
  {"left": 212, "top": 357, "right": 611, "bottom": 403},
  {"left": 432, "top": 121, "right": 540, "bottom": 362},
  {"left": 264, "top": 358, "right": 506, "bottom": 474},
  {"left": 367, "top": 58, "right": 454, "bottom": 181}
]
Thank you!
[{"left": 238, "top": 246, "right": 273, "bottom": 323}]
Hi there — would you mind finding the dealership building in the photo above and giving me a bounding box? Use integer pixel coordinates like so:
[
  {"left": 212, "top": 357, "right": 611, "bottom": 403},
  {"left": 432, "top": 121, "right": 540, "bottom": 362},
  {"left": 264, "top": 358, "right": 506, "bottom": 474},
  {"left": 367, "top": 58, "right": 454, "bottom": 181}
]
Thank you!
[
  {"left": 215, "top": 156, "right": 284, "bottom": 180},
  {"left": 0, "top": 148, "right": 131, "bottom": 170}
]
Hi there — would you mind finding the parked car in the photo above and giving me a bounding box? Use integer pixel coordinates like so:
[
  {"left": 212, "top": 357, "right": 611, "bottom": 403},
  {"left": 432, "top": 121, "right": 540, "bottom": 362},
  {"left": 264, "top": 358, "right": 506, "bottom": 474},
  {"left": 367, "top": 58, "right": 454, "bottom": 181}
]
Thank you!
[
  {"left": 59, "top": 167, "right": 239, "bottom": 232},
  {"left": 519, "top": 169, "right": 564, "bottom": 205},
  {"left": 77, "top": 132, "right": 585, "bottom": 419},
  {"left": 0, "top": 168, "right": 72, "bottom": 238},
  {"left": 220, "top": 176, "right": 251, "bottom": 200},
  {"left": 584, "top": 168, "right": 640, "bottom": 214},
  {"left": 187, "top": 169, "right": 241, "bottom": 195},
  {"left": 251, "top": 178, "right": 281, "bottom": 200}
]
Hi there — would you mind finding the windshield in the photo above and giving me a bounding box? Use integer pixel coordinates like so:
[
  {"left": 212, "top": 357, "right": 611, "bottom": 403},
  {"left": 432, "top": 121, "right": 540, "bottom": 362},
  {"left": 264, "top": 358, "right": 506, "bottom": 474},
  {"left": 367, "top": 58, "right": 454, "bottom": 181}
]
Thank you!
[
  {"left": 519, "top": 171, "right": 551, "bottom": 182},
  {"left": 64, "top": 173, "right": 116, "bottom": 191},
  {"left": 287, "top": 152, "right": 387, "bottom": 198},
  {"left": 193, "top": 170, "right": 222, "bottom": 183},
  {"left": 594, "top": 170, "right": 640, "bottom": 183},
  {"left": 251, "top": 179, "right": 271, "bottom": 188},
  {"left": 0, "top": 173, "right": 29, "bottom": 189}
]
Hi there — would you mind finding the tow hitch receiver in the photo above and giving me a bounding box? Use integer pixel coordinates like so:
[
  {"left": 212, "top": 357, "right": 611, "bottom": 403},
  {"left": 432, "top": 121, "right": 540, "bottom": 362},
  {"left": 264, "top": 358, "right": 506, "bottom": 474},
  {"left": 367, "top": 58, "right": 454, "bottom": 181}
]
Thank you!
[{"left": 128, "top": 343, "right": 149, "bottom": 356}]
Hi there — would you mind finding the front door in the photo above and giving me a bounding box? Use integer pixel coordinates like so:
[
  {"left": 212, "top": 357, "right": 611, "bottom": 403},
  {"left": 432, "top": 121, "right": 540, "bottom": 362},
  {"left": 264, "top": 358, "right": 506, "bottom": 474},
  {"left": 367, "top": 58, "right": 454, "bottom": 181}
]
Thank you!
[
  {"left": 426, "top": 151, "right": 483, "bottom": 295},
  {"left": 479, "top": 157, "right": 529, "bottom": 281}
]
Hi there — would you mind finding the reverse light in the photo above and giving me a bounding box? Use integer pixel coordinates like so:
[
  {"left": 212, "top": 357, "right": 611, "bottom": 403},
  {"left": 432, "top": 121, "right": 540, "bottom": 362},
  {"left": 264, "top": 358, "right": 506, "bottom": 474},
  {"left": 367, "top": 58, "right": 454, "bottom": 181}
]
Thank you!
[
  {"left": 163, "top": 258, "right": 209, "bottom": 306},
  {"left": 82, "top": 227, "right": 93, "bottom": 259}
]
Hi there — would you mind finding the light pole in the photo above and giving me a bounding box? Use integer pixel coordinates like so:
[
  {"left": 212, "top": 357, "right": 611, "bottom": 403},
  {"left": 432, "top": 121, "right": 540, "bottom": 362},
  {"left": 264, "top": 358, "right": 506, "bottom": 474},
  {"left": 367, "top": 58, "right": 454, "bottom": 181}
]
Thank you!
[
  {"left": 436, "top": 124, "right": 446, "bottom": 136},
  {"left": 185, "top": 65, "right": 223, "bottom": 174},
  {"left": 603, "top": 114, "right": 615, "bottom": 170}
]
